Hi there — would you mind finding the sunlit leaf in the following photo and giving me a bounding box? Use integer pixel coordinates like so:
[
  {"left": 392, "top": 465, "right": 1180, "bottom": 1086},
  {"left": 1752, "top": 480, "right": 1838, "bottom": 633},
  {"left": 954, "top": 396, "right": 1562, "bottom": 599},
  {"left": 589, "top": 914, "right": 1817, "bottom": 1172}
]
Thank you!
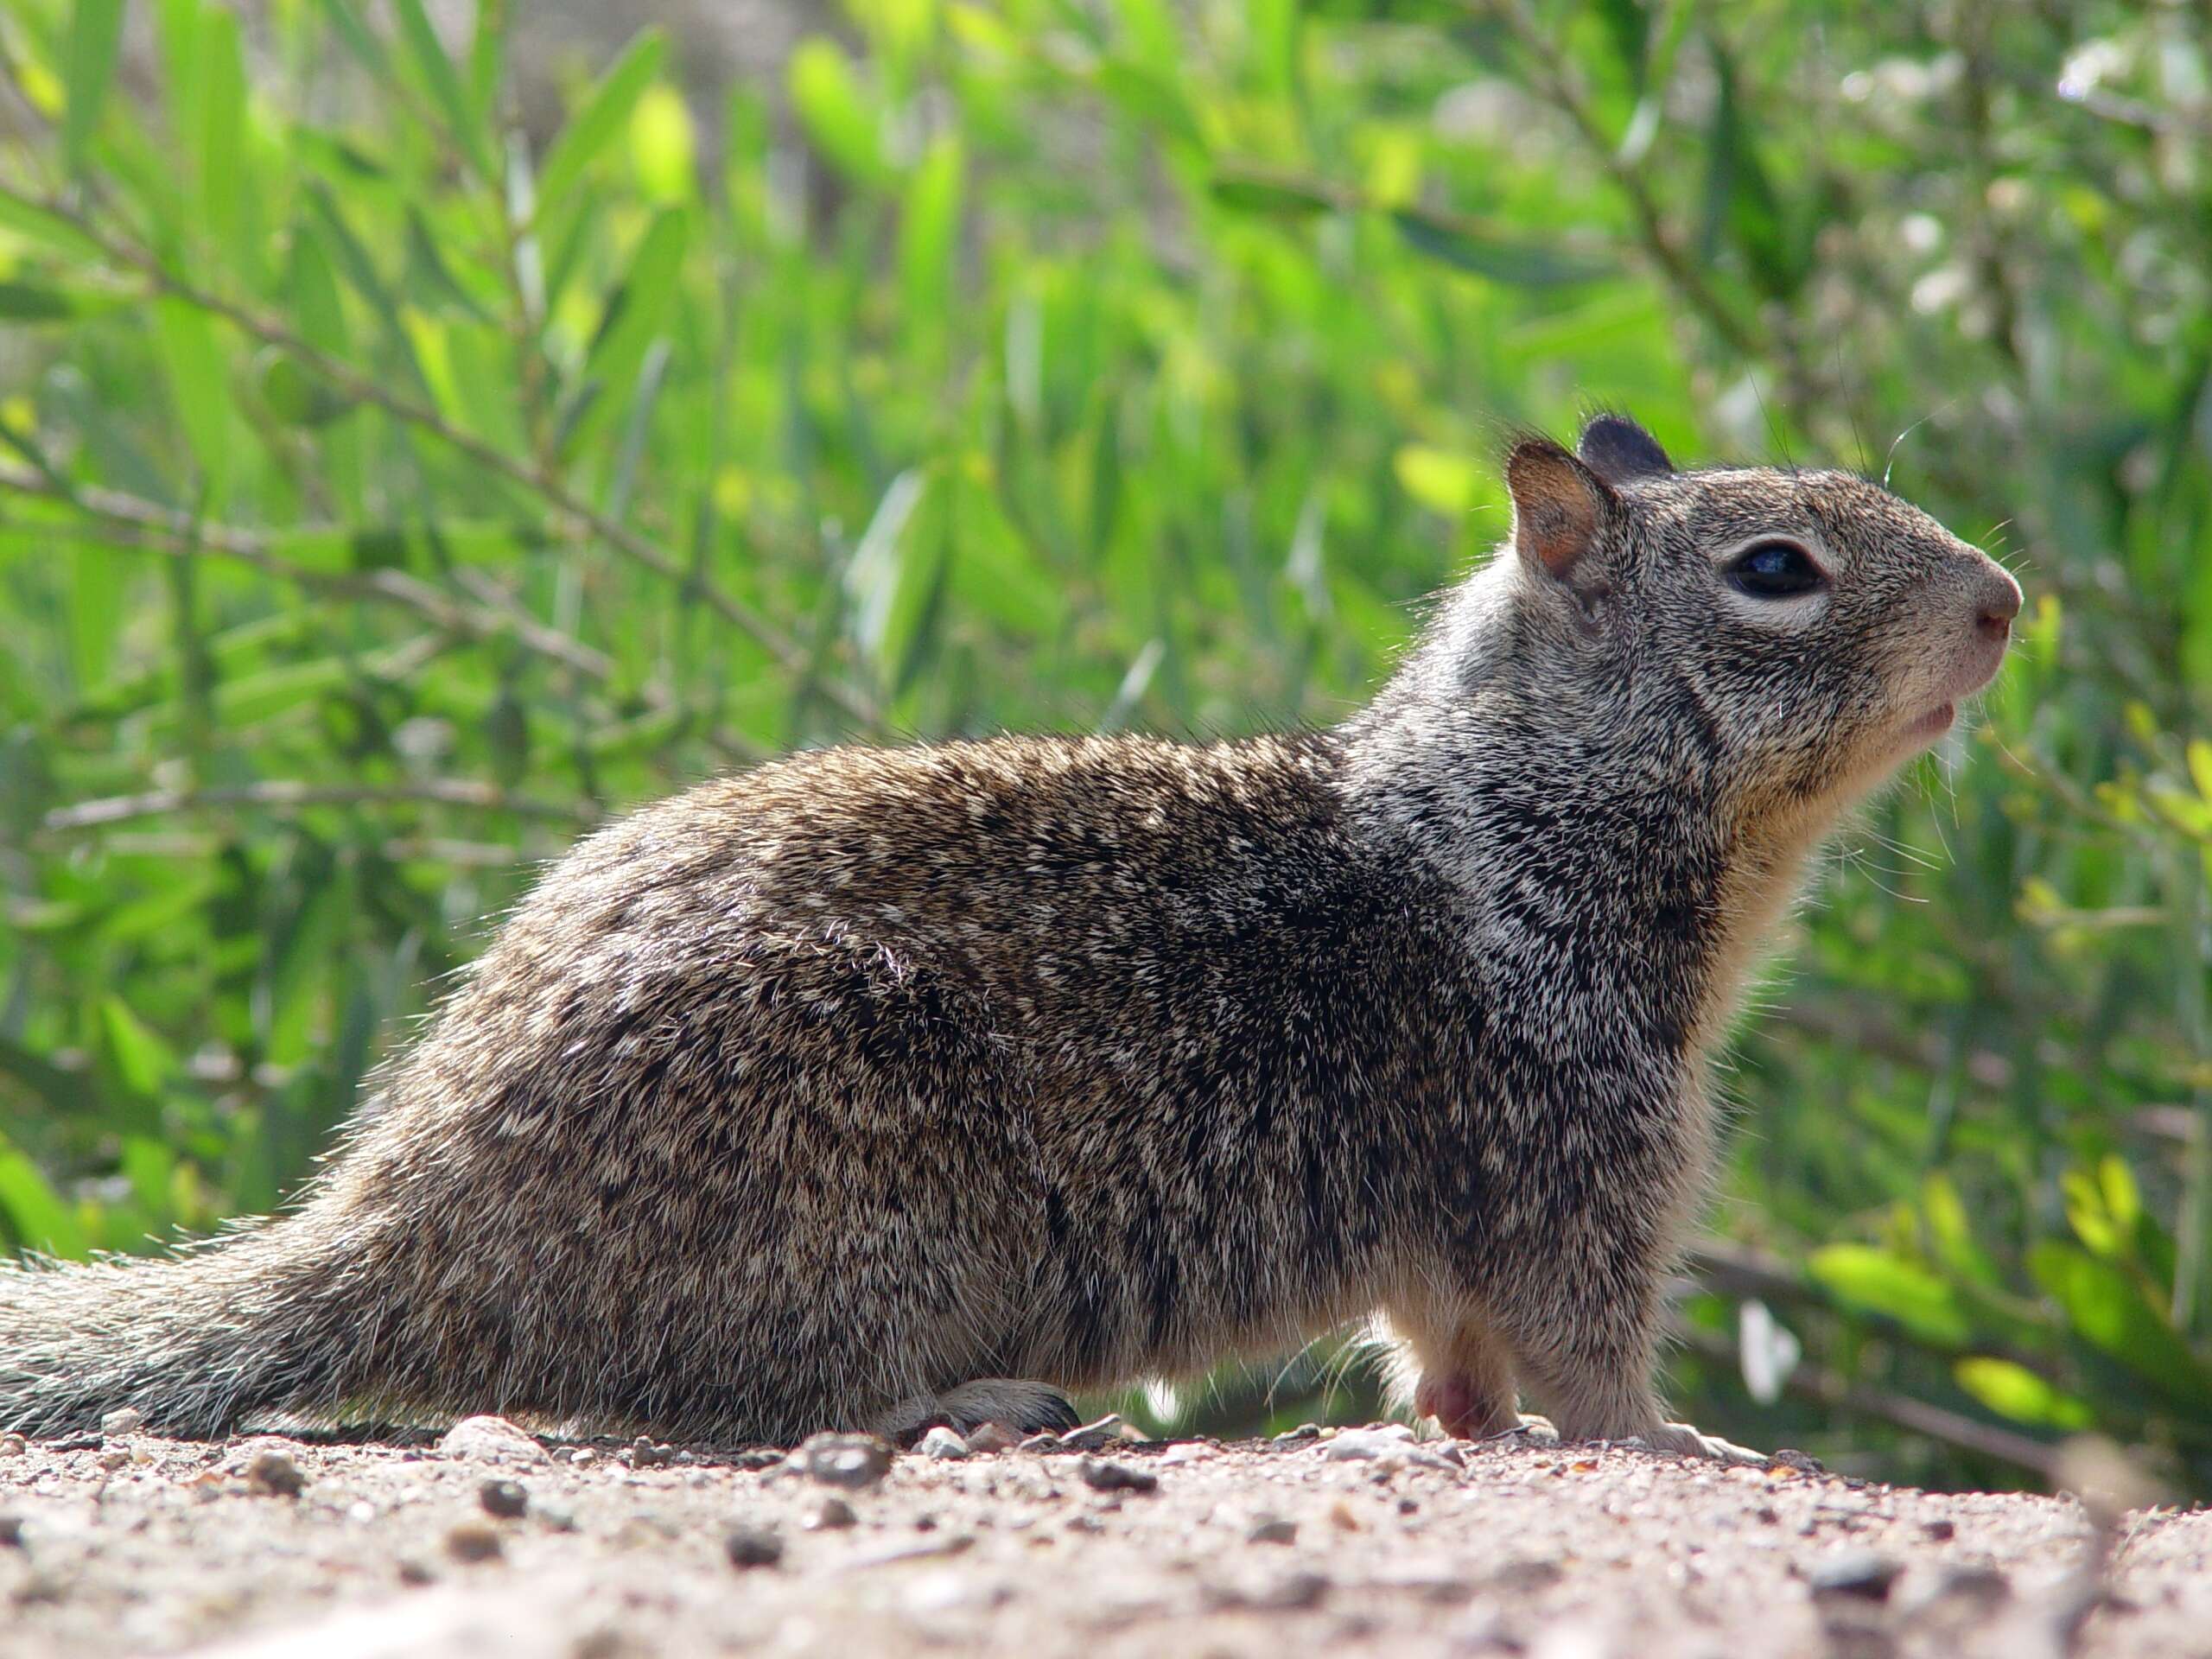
[
  {"left": 536, "top": 29, "right": 667, "bottom": 213},
  {"left": 790, "top": 37, "right": 889, "bottom": 188},
  {"left": 1954, "top": 1358, "right": 2092, "bottom": 1430},
  {"left": 1808, "top": 1244, "right": 1973, "bottom": 1346}
]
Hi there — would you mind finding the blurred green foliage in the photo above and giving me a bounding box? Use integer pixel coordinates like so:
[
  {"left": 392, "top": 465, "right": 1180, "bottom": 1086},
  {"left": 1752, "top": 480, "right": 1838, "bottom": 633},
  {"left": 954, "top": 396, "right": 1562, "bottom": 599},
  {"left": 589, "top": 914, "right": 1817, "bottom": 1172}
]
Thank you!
[{"left": 0, "top": 0, "right": 2209, "bottom": 1490}]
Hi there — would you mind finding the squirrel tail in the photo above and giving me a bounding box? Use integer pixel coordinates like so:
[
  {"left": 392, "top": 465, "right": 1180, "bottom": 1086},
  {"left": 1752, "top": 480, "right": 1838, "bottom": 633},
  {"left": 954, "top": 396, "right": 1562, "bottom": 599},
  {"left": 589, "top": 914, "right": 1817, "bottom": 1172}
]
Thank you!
[{"left": 0, "top": 1214, "right": 379, "bottom": 1439}]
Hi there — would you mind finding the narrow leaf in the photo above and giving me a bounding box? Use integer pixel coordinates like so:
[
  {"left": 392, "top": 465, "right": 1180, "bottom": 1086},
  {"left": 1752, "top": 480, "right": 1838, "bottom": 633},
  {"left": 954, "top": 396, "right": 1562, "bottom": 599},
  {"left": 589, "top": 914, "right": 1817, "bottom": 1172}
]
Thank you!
[
  {"left": 534, "top": 29, "right": 666, "bottom": 213},
  {"left": 63, "top": 0, "right": 128, "bottom": 173},
  {"left": 392, "top": 0, "right": 493, "bottom": 178}
]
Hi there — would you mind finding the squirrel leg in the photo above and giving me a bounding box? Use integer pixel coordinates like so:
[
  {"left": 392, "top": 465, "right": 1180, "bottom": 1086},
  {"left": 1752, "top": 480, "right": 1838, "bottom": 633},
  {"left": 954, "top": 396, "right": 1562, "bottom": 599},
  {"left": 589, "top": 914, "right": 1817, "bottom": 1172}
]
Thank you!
[
  {"left": 1381, "top": 1305, "right": 1522, "bottom": 1439},
  {"left": 1488, "top": 1255, "right": 1767, "bottom": 1466}
]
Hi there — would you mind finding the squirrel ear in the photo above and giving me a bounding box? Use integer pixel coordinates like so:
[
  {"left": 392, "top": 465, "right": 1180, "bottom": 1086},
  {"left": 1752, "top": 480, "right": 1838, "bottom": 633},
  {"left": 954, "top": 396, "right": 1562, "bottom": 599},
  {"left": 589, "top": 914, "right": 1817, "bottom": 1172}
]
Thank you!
[
  {"left": 1505, "top": 437, "right": 1617, "bottom": 582},
  {"left": 1576, "top": 414, "right": 1673, "bottom": 486}
]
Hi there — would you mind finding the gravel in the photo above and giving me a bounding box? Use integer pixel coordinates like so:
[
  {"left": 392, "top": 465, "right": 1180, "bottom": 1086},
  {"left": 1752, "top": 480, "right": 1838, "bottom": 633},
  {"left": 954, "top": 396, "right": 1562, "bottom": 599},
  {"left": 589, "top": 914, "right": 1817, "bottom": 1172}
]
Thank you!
[
  {"left": 0, "top": 1425, "right": 2204, "bottom": 1658},
  {"left": 477, "top": 1480, "right": 529, "bottom": 1520}
]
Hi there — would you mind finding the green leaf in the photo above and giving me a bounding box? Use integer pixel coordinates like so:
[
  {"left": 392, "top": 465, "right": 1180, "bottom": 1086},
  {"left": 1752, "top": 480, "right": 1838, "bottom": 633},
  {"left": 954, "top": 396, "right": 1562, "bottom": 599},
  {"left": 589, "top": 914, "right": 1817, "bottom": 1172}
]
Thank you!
[
  {"left": 1808, "top": 1243, "right": 1973, "bottom": 1345},
  {"left": 0, "top": 1035, "right": 92, "bottom": 1118},
  {"left": 403, "top": 206, "right": 494, "bottom": 321},
  {"left": 846, "top": 467, "right": 931, "bottom": 679},
  {"left": 568, "top": 207, "right": 689, "bottom": 455},
  {"left": 0, "top": 279, "right": 123, "bottom": 322},
  {"left": 535, "top": 29, "right": 667, "bottom": 214},
  {"left": 1953, "top": 1357, "right": 2092, "bottom": 1430},
  {"left": 628, "top": 82, "right": 697, "bottom": 205},
  {"left": 311, "top": 0, "right": 389, "bottom": 80},
  {"left": 789, "top": 37, "right": 889, "bottom": 188},
  {"left": 392, "top": 0, "right": 493, "bottom": 179},
  {"left": 1096, "top": 61, "right": 1205, "bottom": 153},
  {"left": 1394, "top": 445, "right": 1482, "bottom": 515},
  {"left": 153, "top": 295, "right": 234, "bottom": 502},
  {"left": 899, "top": 136, "right": 964, "bottom": 341},
  {"left": 2029, "top": 1243, "right": 2212, "bottom": 1412},
  {"left": 1391, "top": 211, "right": 1610, "bottom": 285},
  {"left": 1210, "top": 173, "right": 1336, "bottom": 217},
  {"left": 197, "top": 3, "right": 247, "bottom": 253},
  {"left": 258, "top": 353, "right": 351, "bottom": 427},
  {"left": 100, "top": 995, "right": 177, "bottom": 1097},
  {"left": 0, "top": 191, "right": 106, "bottom": 261},
  {"left": 0, "top": 1145, "right": 86, "bottom": 1259},
  {"left": 1699, "top": 38, "right": 1800, "bottom": 300},
  {"left": 63, "top": 0, "right": 128, "bottom": 174},
  {"left": 1592, "top": 0, "right": 1649, "bottom": 91}
]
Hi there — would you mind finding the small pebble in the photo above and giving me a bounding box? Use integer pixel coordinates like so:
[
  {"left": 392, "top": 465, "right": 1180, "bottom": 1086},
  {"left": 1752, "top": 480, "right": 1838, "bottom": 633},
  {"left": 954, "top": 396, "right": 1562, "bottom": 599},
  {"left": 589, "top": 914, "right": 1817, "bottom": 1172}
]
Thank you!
[
  {"left": 0, "top": 1515, "right": 23, "bottom": 1549},
  {"left": 804, "top": 1497, "right": 857, "bottom": 1531},
  {"left": 1808, "top": 1551, "right": 1904, "bottom": 1603},
  {"left": 99, "top": 1447, "right": 130, "bottom": 1471},
  {"left": 628, "top": 1437, "right": 674, "bottom": 1470},
  {"left": 479, "top": 1479, "right": 529, "bottom": 1519},
  {"left": 245, "top": 1451, "right": 308, "bottom": 1498},
  {"left": 1248, "top": 1516, "right": 1299, "bottom": 1545},
  {"left": 964, "top": 1423, "right": 1019, "bottom": 1455},
  {"left": 100, "top": 1408, "right": 144, "bottom": 1437},
  {"left": 1923, "top": 1518, "right": 1956, "bottom": 1541},
  {"left": 397, "top": 1560, "right": 436, "bottom": 1586},
  {"left": 1932, "top": 1565, "right": 2010, "bottom": 1607},
  {"left": 1255, "top": 1571, "right": 1332, "bottom": 1611},
  {"left": 1018, "top": 1433, "right": 1063, "bottom": 1454},
  {"left": 1323, "top": 1427, "right": 1417, "bottom": 1463},
  {"left": 918, "top": 1426, "right": 969, "bottom": 1460},
  {"left": 1270, "top": 1423, "right": 1323, "bottom": 1446},
  {"left": 569, "top": 1448, "right": 597, "bottom": 1467},
  {"left": 729, "top": 1449, "right": 785, "bottom": 1471},
  {"left": 0, "top": 1433, "right": 24, "bottom": 1458},
  {"left": 797, "top": 1433, "right": 895, "bottom": 1491},
  {"left": 725, "top": 1525, "right": 784, "bottom": 1569},
  {"left": 445, "top": 1522, "right": 504, "bottom": 1563},
  {"left": 439, "top": 1416, "right": 550, "bottom": 1467},
  {"left": 1077, "top": 1458, "right": 1158, "bottom": 1495}
]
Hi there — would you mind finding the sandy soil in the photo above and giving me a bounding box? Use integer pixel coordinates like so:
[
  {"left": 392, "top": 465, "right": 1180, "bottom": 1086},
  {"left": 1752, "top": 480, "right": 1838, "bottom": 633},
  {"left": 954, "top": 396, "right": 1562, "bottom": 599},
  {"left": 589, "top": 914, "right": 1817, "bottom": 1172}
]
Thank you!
[{"left": 1, "top": 1420, "right": 2206, "bottom": 1659}]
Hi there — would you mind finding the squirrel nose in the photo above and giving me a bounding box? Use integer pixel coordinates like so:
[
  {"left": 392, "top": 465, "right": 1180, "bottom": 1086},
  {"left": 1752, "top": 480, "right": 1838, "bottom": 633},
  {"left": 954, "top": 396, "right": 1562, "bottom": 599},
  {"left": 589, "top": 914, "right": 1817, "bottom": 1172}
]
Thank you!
[{"left": 1975, "top": 567, "right": 2022, "bottom": 641}]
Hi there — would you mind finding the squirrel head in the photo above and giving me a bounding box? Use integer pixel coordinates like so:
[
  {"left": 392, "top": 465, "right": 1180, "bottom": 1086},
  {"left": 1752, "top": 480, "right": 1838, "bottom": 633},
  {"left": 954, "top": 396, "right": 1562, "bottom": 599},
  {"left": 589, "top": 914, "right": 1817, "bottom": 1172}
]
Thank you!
[{"left": 1480, "top": 412, "right": 2022, "bottom": 836}]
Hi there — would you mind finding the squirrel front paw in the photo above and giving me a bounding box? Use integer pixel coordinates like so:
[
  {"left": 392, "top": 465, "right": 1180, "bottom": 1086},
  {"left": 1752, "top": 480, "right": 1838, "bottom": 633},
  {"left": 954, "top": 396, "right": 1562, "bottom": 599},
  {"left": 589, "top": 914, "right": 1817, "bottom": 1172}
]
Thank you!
[{"left": 1630, "top": 1420, "right": 1769, "bottom": 1466}]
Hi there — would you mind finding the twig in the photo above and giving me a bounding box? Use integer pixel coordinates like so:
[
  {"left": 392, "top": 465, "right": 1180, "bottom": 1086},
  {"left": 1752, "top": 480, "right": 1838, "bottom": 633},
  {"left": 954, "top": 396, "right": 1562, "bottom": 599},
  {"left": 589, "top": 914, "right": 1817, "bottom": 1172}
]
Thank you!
[
  {"left": 1673, "top": 1325, "right": 2064, "bottom": 1482},
  {"left": 40, "top": 780, "right": 593, "bottom": 835},
  {"left": 0, "top": 181, "right": 879, "bottom": 731}
]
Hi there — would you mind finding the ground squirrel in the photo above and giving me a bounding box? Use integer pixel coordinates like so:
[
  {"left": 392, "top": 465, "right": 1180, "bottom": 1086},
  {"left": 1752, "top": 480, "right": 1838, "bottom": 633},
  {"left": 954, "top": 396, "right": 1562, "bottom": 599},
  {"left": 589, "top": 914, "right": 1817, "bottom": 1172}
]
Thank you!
[{"left": 1, "top": 415, "right": 2020, "bottom": 1459}]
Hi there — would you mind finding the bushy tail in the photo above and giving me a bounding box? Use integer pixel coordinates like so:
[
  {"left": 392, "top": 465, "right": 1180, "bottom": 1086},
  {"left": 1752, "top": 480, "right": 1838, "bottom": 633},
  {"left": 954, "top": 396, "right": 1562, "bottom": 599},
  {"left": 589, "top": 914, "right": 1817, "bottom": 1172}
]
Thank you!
[{"left": 0, "top": 1216, "right": 379, "bottom": 1439}]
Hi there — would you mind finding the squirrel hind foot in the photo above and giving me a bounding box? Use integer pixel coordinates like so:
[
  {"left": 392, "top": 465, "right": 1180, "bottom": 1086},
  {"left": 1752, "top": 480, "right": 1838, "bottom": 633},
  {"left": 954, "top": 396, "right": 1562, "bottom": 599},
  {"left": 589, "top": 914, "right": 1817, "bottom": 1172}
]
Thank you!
[{"left": 869, "top": 1377, "right": 1080, "bottom": 1446}]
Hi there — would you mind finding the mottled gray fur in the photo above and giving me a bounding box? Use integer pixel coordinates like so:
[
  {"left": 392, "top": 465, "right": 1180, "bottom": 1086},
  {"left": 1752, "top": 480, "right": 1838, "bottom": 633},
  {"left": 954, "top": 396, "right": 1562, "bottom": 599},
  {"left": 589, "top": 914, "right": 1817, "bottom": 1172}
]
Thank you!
[{"left": 0, "top": 416, "right": 2020, "bottom": 1457}]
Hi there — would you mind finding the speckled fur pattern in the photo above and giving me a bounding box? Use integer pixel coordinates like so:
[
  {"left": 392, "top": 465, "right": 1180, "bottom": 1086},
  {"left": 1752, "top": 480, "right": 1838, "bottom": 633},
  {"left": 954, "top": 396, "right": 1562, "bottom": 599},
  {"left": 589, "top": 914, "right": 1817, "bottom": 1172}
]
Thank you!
[{"left": 0, "top": 416, "right": 2021, "bottom": 1454}]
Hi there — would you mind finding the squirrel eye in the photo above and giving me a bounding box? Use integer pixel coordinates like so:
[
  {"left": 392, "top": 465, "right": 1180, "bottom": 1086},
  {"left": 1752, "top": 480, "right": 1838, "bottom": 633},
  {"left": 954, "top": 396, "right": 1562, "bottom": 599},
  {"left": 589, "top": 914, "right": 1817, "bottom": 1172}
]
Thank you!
[{"left": 1726, "top": 538, "right": 1826, "bottom": 599}]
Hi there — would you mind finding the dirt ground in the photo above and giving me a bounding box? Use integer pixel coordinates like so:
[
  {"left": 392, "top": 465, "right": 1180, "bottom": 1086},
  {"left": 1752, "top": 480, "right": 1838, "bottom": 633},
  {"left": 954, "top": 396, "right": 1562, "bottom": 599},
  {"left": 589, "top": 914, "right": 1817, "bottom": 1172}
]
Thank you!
[{"left": 1, "top": 1418, "right": 2207, "bottom": 1659}]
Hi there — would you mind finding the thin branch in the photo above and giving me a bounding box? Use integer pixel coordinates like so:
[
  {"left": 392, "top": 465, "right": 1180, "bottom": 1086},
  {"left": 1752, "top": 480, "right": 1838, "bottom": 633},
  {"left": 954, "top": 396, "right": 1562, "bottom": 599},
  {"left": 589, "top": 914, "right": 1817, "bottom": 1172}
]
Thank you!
[
  {"left": 0, "top": 181, "right": 879, "bottom": 731},
  {"left": 0, "top": 465, "right": 768, "bottom": 765},
  {"left": 1673, "top": 1325, "right": 2064, "bottom": 1482},
  {"left": 1463, "top": 0, "right": 1768, "bottom": 362},
  {"left": 40, "top": 780, "right": 594, "bottom": 835}
]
